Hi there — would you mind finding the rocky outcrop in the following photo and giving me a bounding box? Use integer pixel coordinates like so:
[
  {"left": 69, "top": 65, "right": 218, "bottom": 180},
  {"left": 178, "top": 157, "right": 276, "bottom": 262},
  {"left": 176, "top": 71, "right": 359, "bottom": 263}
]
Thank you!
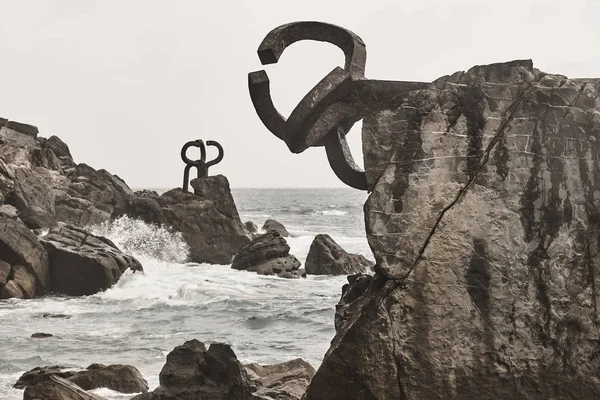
[
  {"left": 16, "top": 363, "right": 148, "bottom": 394},
  {"left": 261, "top": 219, "right": 289, "bottom": 237},
  {"left": 23, "top": 375, "right": 106, "bottom": 400},
  {"left": 304, "top": 234, "right": 373, "bottom": 275},
  {"left": 303, "top": 61, "right": 600, "bottom": 399},
  {"left": 244, "top": 221, "right": 258, "bottom": 235},
  {"left": 333, "top": 273, "right": 373, "bottom": 333},
  {"left": 113, "top": 176, "right": 250, "bottom": 264},
  {"left": 131, "top": 339, "right": 256, "bottom": 400},
  {"left": 0, "top": 215, "right": 49, "bottom": 298},
  {"left": 40, "top": 224, "right": 143, "bottom": 296},
  {"left": 132, "top": 339, "right": 314, "bottom": 400},
  {"left": 232, "top": 231, "right": 302, "bottom": 278},
  {"left": 245, "top": 359, "right": 315, "bottom": 400}
]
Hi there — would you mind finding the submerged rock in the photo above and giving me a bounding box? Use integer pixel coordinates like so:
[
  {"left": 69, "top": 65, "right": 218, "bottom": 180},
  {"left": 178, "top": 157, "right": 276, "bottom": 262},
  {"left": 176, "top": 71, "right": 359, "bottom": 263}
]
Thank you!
[
  {"left": 232, "top": 231, "right": 301, "bottom": 278},
  {"left": 40, "top": 224, "right": 142, "bottom": 296},
  {"left": 303, "top": 61, "right": 600, "bottom": 399},
  {"left": 261, "top": 219, "right": 289, "bottom": 237},
  {"left": 305, "top": 234, "right": 373, "bottom": 275}
]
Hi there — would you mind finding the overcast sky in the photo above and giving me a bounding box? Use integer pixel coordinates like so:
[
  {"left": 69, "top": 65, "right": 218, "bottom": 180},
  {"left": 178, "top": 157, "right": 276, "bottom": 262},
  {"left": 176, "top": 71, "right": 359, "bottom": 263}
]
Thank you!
[{"left": 1, "top": 0, "right": 598, "bottom": 189}]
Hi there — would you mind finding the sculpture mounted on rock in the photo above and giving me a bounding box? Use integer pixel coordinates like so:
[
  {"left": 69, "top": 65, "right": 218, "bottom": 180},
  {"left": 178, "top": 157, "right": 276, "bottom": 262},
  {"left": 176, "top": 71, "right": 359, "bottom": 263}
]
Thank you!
[
  {"left": 181, "top": 139, "right": 224, "bottom": 192},
  {"left": 249, "top": 21, "right": 600, "bottom": 399}
]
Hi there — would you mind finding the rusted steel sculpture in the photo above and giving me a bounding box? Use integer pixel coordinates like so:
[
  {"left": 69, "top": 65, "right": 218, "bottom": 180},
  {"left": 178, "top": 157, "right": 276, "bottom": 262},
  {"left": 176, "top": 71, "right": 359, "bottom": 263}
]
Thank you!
[
  {"left": 248, "top": 21, "right": 429, "bottom": 190},
  {"left": 181, "top": 139, "right": 223, "bottom": 192}
]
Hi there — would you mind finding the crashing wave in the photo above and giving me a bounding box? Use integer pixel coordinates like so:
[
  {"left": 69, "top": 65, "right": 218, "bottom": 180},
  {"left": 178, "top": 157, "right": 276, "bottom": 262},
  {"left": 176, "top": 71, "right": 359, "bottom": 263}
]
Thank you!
[{"left": 87, "top": 216, "right": 190, "bottom": 263}]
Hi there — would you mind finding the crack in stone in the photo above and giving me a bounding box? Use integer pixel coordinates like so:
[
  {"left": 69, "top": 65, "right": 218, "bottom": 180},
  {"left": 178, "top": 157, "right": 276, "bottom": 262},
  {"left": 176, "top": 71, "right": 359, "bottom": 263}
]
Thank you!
[
  {"left": 383, "top": 298, "right": 405, "bottom": 400},
  {"left": 399, "top": 83, "right": 537, "bottom": 282}
]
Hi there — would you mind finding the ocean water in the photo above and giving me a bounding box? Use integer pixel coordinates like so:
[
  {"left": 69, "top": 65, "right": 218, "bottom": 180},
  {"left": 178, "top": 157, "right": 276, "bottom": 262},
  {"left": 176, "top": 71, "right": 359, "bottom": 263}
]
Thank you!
[{"left": 0, "top": 188, "right": 371, "bottom": 399}]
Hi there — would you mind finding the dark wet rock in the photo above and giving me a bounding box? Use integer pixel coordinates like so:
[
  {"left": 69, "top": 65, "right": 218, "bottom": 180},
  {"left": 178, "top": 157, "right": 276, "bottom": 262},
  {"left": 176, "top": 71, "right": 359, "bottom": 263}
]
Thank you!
[
  {"left": 117, "top": 176, "right": 250, "bottom": 265},
  {"left": 334, "top": 273, "right": 373, "bottom": 333},
  {"left": 303, "top": 61, "right": 600, "bottom": 399},
  {"left": 232, "top": 231, "right": 301, "bottom": 278},
  {"left": 68, "top": 364, "right": 148, "bottom": 394},
  {"left": 0, "top": 215, "right": 49, "bottom": 298},
  {"left": 305, "top": 234, "right": 373, "bottom": 275},
  {"left": 261, "top": 219, "right": 289, "bottom": 237},
  {"left": 42, "top": 313, "right": 71, "bottom": 319},
  {"left": 16, "top": 363, "right": 147, "bottom": 394},
  {"left": 131, "top": 339, "right": 256, "bottom": 400},
  {"left": 40, "top": 223, "right": 142, "bottom": 296},
  {"left": 0, "top": 259, "right": 10, "bottom": 287},
  {"left": 244, "top": 221, "right": 258, "bottom": 234},
  {"left": 31, "top": 333, "right": 53, "bottom": 338},
  {"left": 18, "top": 205, "right": 57, "bottom": 229},
  {"left": 23, "top": 375, "right": 107, "bottom": 400},
  {"left": 245, "top": 358, "right": 315, "bottom": 400}
]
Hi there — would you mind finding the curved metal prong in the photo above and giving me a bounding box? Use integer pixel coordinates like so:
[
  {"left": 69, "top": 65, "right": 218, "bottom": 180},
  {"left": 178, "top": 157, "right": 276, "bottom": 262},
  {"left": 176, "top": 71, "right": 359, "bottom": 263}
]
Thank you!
[
  {"left": 181, "top": 139, "right": 205, "bottom": 164},
  {"left": 205, "top": 140, "right": 224, "bottom": 168},
  {"left": 324, "top": 126, "right": 367, "bottom": 191},
  {"left": 257, "top": 21, "right": 367, "bottom": 78},
  {"left": 248, "top": 70, "right": 287, "bottom": 139}
]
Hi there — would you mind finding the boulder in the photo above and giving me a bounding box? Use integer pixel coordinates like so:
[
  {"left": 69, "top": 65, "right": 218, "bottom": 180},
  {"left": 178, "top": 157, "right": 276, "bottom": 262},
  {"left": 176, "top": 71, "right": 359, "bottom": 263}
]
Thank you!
[
  {"left": 244, "top": 221, "right": 258, "bottom": 234},
  {"left": 0, "top": 214, "right": 50, "bottom": 298},
  {"left": 40, "top": 224, "right": 142, "bottom": 296},
  {"left": 23, "top": 375, "right": 106, "bottom": 400},
  {"left": 261, "top": 219, "right": 289, "bottom": 237},
  {"left": 304, "top": 234, "right": 373, "bottom": 275},
  {"left": 31, "top": 333, "right": 53, "bottom": 338},
  {"left": 245, "top": 358, "right": 315, "bottom": 400},
  {"left": 131, "top": 339, "right": 256, "bottom": 400},
  {"left": 232, "top": 231, "right": 302, "bottom": 278},
  {"left": 303, "top": 61, "right": 600, "bottom": 399},
  {"left": 18, "top": 205, "right": 57, "bottom": 229},
  {"left": 15, "top": 364, "right": 148, "bottom": 394},
  {"left": 0, "top": 204, "right": 18, "bottom": 219},
  {"left": 68, "top": 364, "right": 148, "bottom": 394}
]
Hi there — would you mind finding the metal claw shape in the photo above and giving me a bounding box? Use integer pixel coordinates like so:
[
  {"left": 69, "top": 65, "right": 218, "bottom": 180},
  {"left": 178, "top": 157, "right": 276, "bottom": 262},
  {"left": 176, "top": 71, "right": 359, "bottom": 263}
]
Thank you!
[
  {"left": 181, "top": 139, "right": 224, "bottom": 192},
  {"left": 248, "top": 21, "right": 430, "bottom": 191}
]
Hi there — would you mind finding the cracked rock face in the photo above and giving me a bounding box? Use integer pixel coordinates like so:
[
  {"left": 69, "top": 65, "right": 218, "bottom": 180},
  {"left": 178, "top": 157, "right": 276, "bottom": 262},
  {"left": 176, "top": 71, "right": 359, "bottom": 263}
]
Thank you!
[{"left": 304, "top": 60, "right": 600, "bottom": 399}]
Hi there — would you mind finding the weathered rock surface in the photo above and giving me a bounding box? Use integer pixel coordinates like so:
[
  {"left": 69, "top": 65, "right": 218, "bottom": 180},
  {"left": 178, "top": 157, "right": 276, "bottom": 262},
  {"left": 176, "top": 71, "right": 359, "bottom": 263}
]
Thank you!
[
  {"left": 0, "top": 215, "right": 49, "bottom": 298},
  {"left": 23, "top": 375, "right": 106, "bottom": 400},
  {"left": 303, "top": 61, "right": 600, "bottom": 399},
  {"left": 40, "top": 224, "right": 143, "bottom": 296},
  {"left": 16, "top": 363, "right": 148, "bottom": 394},
  {"left": 304, "top": 234, "right": 373, "bottom": 275},
  {"left": 232, "top": 231, "right": 302, "bottom": 278},
  {"left": 245, "top": 359, "right": 315, "bottom": 400},
  {"left": 113, "top": 176, "right": 250, "bottom": 264},
  {"left": 262, "top": 219, "right": 289, "bottom": 237},
  {"left": 333, "top": 273, "right": 373, "bottom": 333},
  {"left": 131, "top": 339, "right": 256, "bottom": 400},
  {"left": 132, "top": 339, "right": 314, "bottom": 400},
  {"left": 244, "top": 221, "right": 258, "bottom": 234}
]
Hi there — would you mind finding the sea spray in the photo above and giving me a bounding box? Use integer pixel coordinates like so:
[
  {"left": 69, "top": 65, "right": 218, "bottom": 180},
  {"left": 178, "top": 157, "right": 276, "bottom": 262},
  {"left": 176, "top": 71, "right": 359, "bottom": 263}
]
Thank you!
[{"left": 87, "top": 216, "right": 190, "bottom": 263}]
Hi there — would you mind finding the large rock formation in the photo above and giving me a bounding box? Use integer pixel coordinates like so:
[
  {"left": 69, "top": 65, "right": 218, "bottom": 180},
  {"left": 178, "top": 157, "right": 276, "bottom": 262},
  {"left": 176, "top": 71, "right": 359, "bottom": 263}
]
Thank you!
[
  {"left": 0, "top": 214, "right": 49, "bottom": 298},
  {"left": 232, "top": 231, "right": 302, "bottom": 278},
  {"left": 305, "top": 234, "right": 373, "bottom": 275},
  {"left": 113, "top": 176, "right": 250, "bottom": 264},
  {"left": 302, "top": 61, "right": 600, "bottom": 399},
  {"left": 40, "top": 224, "right": 143, "bottom": 296},
  {"left": 132, "top": 339, "right": 314, "bottom": 400}
]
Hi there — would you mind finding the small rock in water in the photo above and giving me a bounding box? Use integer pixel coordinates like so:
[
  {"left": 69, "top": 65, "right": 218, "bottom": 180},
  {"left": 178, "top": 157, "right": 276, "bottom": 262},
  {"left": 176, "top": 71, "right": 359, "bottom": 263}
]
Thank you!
[
  {"left": 31, "top": 333, "right": 53, "bottom": 338},
  {"left": 42, "top": 313, "right": 71, "bottom": 319},
  {"left": 261, "top": 219, "right": 289, "bottom": 237}
]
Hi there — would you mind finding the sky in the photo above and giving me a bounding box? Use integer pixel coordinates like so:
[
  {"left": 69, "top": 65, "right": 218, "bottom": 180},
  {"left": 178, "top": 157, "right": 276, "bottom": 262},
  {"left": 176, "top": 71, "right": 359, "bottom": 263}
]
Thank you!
[{"left": 1, "top": 0, "right": 598, "bottom": 189}]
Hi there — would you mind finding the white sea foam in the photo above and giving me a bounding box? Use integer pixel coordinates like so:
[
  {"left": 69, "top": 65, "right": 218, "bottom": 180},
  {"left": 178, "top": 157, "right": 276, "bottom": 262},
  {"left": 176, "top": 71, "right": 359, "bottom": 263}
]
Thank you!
[{"left": 314, "top": 210, "right": 348, "bottom": 216}]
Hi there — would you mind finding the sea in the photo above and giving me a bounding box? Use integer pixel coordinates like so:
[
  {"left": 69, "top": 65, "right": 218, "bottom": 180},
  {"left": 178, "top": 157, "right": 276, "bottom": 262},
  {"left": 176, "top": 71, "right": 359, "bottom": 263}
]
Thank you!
[{"left": 0, "top": 188, "right": 371, "bottom": 399}]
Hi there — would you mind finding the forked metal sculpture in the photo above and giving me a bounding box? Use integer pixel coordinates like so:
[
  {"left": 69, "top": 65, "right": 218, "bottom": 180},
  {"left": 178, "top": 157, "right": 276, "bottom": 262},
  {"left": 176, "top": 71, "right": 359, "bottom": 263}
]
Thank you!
[
  {"left": 181, "top": 139, "right": 224, "bottom": 192},
  {"left": 248, "top": 21, "right": 429, "bottom": 190}
]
